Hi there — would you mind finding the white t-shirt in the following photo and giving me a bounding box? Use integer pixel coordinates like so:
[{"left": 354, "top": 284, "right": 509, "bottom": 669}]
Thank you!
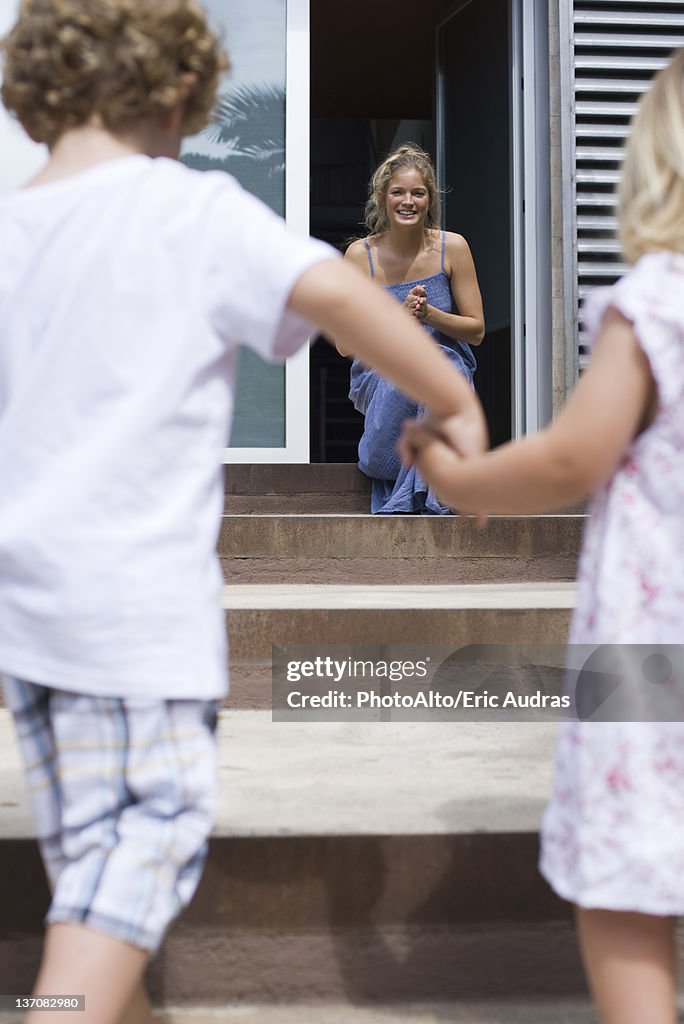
[{"left": 0, "top": 155, "right": 336, "bottom": 699}]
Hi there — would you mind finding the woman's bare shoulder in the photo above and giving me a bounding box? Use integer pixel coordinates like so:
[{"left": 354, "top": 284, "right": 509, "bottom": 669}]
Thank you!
[
  {"left": 443, "top": 231, "right": 472, "bottom": 253},
  {"left": 345, "top": 237, "right": 374, "bottom": 271},
  {"left": 443, "top": 231, "right": 476, "bottom": 272},
  {"left": 345, "top": 237, "right": 367, "bottom": 255}
]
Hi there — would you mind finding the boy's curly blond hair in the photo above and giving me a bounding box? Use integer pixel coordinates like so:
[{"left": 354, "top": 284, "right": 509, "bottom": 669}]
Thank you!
[{"left": 0, "top": 0, "right": 229, "bottom": 145}]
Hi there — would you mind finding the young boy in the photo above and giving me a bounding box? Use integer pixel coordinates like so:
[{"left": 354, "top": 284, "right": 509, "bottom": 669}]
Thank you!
[{"left": 0, "top": 2, "right": 486, "bottom": 1022}]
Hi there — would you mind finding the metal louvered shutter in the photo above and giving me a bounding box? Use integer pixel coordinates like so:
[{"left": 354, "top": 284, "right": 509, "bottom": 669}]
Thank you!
[{"left": 566, "top": 1, "right": 684, "bottom": 368}]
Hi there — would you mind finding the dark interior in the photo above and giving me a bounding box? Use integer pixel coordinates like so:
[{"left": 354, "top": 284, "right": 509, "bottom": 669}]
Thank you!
[{"left": 309, "top": 0, "right": 513, "bottom": 462}]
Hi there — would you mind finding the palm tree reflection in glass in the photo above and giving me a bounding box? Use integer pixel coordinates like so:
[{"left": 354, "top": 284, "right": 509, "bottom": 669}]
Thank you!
[
  {"left": 182, "top": 83, "right": 287, "bottom": 448},
  {"left": 183, "top": 84, "right": 286, "bottom": 215}
]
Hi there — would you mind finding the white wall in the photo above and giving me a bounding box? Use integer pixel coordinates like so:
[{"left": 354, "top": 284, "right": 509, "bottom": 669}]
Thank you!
[{"left": 0, "top": 0, "right": 47, "bottom": 191}]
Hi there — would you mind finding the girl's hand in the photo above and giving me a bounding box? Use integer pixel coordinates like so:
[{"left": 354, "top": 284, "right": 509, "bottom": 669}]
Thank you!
[
  {"left": 398, "top": 419, "right": 442, "bottom": 463},
  {"left": 400, "top": 405, "right": 488, "bottom": 465},
  {"left": 399, "top": 408, "right": 489, "bottom": 525}
]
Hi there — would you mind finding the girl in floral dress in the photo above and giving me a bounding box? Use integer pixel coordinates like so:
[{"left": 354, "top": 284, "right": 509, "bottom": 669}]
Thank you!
[{"left": 402, "top": 49, "right": 684, "bottom": 1024}]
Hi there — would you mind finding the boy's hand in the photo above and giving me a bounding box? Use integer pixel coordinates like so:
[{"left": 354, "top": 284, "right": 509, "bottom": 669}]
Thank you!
[
  {"left": 399, "top": 404, "right": 488, "bottom": 466},
  {"left": 398, "top": 406, "right": 489, "bottom": 525}
]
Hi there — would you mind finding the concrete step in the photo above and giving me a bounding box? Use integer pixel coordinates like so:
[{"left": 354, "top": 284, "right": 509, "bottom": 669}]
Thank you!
[
  {"left": 151, "top": 1002, "right": 600, "bottom": 1024},
  {"left": 0, "top": 708, "right": 585, "bottom": 1004},
  {"left": 0, "top": 1000, "right": 599, "bottom": 1024},
  {"left": 224, "top": 583, "right": 575, "bottom": 708},
  {"left": 0, "top": 999, "right": 601, "bottom": 1024},
  {"left": 225, "top": 465, "right": 371, "bottom": 515},
  {"left": 223, "top": 464, "right": 588, "bottom": 518},
  {"left": 0, "top": 585, "right": 574, "bottom": 713},
  {"left": 5, "top": 708, "right": 684, "bottom": 1011},
  {"left": 219, "top": 515, "right": 583, "bottom": 585}
]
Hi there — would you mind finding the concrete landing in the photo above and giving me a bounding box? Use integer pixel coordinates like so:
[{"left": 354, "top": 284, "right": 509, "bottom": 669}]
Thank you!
[
  {"left": 0, "top": 999, "right": 596, "bottom": 1024},
  {"left": 0, "top": 998, "right": 598, "bottom": 1024},
  {"left": 0, "top": 710, "right": 557, "bottom": 840},
  {"left": 155, "top": 1003, "right": 597, "bottom": 1024},
  {"left": 2, "top": 995, "right": 684, "bottom": 1023}
]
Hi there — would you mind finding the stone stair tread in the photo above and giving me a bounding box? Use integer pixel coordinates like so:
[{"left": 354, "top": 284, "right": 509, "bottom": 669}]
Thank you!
[
  {"left": 219, "top": 513, "right": 584, "bottom": 554},
  {"left": 0, "top": 995, "right": 599, "bottom": 1024},
  {"left": 227, "top": 512, "right": 373, "bottom": 517},
  {"left": 223, "top": 582, "right": 577, "bottom": 610},
  {"left": 225, "top": 464, "right": 371, "bottom": 493},
  {"left": 219, "top": 514, "right": 583, "bottom": 584},
  {"left": 222, "top": 466, "right": 587, "bottom": 517},
  {"left": 0, "top": 709, "right": 556, "bottom": 841},
  {"left": 223, "top": 513, "right": 586, "bottom": 518},
  {"left": 150, "top": 997, "right": 597, "bottom": 1023}
]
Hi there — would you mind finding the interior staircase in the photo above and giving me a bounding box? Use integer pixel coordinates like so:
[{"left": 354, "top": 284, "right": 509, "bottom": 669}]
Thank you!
[{"left": 1, "top": 465, "right": 671, "bottom": 1023}]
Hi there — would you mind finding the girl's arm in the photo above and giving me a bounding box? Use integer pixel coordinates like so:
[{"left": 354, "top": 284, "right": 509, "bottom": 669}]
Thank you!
[
  {"left": 403, "top": 308, "right": 656, "bottom": 514},
  {"left": 423, "top": 233, "right": 485, "bottom": 346},
  {"left": 288, "top": 257, "right": 488, "bottom": 451}
]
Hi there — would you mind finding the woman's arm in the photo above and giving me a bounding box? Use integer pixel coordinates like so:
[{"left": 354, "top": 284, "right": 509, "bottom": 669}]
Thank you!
[
  {"left": 288, "top": 258, "right": 488, "bottom": 451},
  {"left": 334, "top": 241, "right": 370, "bottom": 356},
  {"left": 403, "top": 308, "right": 656, "bottom": 513},
  {"left": 423, "top": 233, "right": 485, "bottom": 345}
]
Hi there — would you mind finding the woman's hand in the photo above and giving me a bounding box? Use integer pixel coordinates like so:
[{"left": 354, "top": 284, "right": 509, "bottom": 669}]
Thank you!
[{"left": 404, "top": 284, "right": 428, "bottom": 321}]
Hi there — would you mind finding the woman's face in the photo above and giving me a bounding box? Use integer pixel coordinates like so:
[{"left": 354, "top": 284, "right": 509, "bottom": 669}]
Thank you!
[{"left": 384, "top": 167, "right": 430, "bottom": 229}]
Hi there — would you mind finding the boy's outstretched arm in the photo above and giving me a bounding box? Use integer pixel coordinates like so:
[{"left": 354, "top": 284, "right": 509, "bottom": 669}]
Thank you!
[
  {"left": 402, "top": 308, "right": 657, "bottom": 515},
  {"left": 287, "top": 259, "right": 488, "bottom": 456}
]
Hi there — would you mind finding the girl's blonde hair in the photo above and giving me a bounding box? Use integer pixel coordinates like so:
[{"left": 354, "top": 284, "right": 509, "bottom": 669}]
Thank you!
[
  {"left": 0, "top": 0, "right": 229, "bottom": 146},
  {"left": 365, "top": 143, "right": 441, "bottom": 235},
  {"left": 619, "top": 47, "right": 684, "bottom": 263}
]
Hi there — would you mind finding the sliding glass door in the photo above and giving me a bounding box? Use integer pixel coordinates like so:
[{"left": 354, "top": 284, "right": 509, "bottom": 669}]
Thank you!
[
  {"left": 0, "top": 0, "right": 312, "bottom": 463},
  {"left": 183, "top": 0, "right": 311, "bottom": 461}
]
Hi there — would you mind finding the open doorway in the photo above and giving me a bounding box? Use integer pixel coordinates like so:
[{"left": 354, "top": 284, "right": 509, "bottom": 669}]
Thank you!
[
  {"left": 309, "top": 0, "right": 514, "bottom": 462},
  {"left": 438, "top": 0, "right": 512, "bottom": 449}
]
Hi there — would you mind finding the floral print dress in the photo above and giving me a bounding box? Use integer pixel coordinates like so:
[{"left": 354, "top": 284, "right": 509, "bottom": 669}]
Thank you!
[{"left": 540, "top": 252, "right": 684, "bottom": 913}]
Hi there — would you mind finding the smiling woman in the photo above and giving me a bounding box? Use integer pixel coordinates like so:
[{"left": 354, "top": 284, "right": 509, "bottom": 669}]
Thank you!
[{"left": 338, "top": 143, "right": 485, "bottom": 514}]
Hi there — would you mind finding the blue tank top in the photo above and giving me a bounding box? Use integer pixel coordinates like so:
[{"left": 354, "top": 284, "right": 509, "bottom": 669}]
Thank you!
[{"left": 363, "top": 233, "right": 477, "bottom": 374}]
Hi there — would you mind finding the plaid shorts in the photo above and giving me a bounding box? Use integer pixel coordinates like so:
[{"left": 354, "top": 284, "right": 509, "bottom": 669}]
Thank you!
[{"left": 3, "top": 675, "right": 218, "bottom": 953}]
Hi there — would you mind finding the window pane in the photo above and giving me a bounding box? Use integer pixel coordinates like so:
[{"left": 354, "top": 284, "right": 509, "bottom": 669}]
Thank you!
[{"left": 182, "top": 0, "right": 287, "bottom": 448}]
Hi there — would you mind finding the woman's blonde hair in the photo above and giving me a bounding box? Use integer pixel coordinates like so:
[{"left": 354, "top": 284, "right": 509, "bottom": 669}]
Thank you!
[
  {"left": 364, "top": 143, "right": 441, "bottom": 235},
  {"left": 619, "top": 47, "right": 684, "bottom": 263},
  {"left": 0, "top": 0, "right": 229, "bottom": 146}
]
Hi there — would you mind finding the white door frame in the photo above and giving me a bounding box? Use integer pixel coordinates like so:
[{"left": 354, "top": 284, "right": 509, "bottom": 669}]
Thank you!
[
  {"left": 511, "top": 0, "right": 552, "bottom": 435},
  {"left": 226, "top": 0, "right": 311, "bottom": 463}
]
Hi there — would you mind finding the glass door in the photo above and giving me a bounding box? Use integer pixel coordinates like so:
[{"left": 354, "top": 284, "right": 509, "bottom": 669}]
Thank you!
[
  {"left": 0, "top": 0, "right": 312, "bottom": 464},
  {"left": 183, "top": 0, "right": 311, "bottom": 462}
]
